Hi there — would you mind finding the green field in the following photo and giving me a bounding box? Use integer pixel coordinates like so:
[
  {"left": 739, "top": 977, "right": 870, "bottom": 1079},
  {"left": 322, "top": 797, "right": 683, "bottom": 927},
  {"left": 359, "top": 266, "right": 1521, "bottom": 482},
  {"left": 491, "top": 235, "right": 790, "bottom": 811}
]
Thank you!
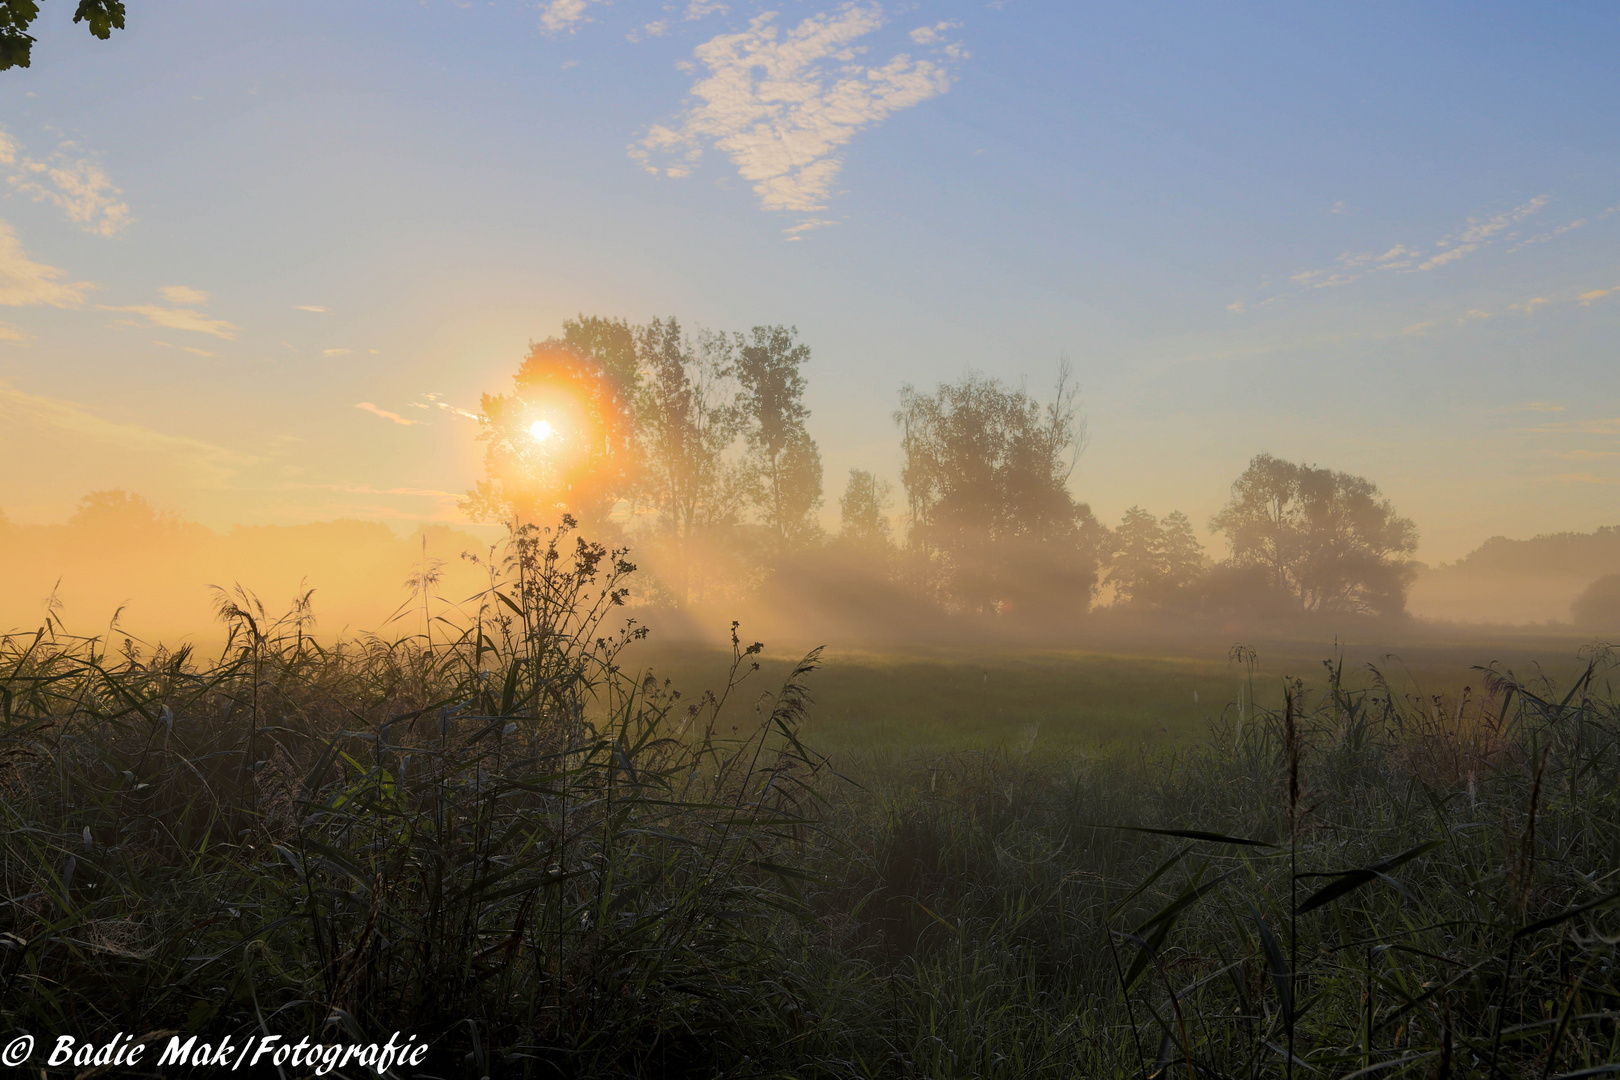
[{"left": 629, "top": 632, "right": 1607, "bottom": 756}]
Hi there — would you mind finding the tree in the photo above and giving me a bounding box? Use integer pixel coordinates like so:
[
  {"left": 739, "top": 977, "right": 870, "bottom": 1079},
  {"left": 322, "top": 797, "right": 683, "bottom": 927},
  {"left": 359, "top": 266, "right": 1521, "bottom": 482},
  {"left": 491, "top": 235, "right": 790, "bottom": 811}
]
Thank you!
[
  {"left": 735, "top": 324, "right": 822, "bottom": 551},
  {"left": 1108, "top": 506, "right": 1205, "bottom": 607},
  {"left": 631, "top": 317, "right": 746, "bottom": 600},
  {"left": 895, "top": 363, "right": 1101, "bottom": 617},
  {"left": 2, "top": 0, "right": 125, "bottom": 70},
  {"left": 837, "top": 468, "right": 893, "bottom": 549},
  {"left": 462, "top": 332, "right": 637, "bottom": 531},
  {"left": 1209, "top": 453, "right": 1418, "bottom": 617}
]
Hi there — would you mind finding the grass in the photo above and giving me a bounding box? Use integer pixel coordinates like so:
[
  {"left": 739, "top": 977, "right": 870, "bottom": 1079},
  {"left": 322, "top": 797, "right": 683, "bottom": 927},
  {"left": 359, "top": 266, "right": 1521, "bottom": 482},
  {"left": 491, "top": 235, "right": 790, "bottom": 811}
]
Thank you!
[
  {"left": 2, "top": 531, "right": 1618, "bottom": 1078},
  {"left": 632, "top": 636, "right": 1603, "bottom": 757}
]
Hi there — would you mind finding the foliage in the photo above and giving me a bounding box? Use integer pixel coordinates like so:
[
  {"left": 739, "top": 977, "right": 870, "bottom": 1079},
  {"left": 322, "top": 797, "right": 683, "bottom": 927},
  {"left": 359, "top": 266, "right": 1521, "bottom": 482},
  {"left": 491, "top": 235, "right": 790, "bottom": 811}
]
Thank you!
[
  {"left": 0, "top": 521, "right": 832, "bottom": 1077},
  {"left": 7, "top": 581, "right": 1620, "bottom": 1078},
  {"left": 895, "top": 363, "right": 1101, "bottom": 617},
  {"left": 1108, "top": 506, "right": 1205, "bottom": 608},
  {"left": 1211, "top": 452, "right": 1419, "bottom": 617},
  {"left": 836, "top": 468, "right": 894, "bottom": 550},
  {"left": 736, "top": 325, "right": 823, "bottom": 553},
  {"left": 1, "top": 0, "right": 124, "bottom": 70}
]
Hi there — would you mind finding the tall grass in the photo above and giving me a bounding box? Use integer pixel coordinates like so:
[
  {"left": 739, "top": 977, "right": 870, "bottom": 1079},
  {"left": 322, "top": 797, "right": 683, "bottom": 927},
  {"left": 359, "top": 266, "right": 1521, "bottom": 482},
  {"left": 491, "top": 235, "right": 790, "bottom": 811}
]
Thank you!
[
  {"left": 2, "top": 525, "right": 1617, "bottom": 1078},
  {"left": 0, "top": 520, "right": 830, "bottom": 1076}
]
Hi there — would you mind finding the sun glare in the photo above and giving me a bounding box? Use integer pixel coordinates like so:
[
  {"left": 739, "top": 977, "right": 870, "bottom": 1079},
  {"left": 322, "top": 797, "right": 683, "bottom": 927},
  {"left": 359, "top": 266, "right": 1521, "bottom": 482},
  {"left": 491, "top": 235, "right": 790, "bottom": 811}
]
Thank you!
[{"left": 529, "top": 419, "right": 554, "bottom": 443}]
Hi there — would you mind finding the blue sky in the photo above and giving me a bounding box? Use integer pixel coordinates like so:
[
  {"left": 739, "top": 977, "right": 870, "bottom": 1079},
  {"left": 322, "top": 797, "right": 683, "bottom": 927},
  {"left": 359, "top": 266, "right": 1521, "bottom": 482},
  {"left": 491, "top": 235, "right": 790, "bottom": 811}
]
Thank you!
[{"left": 0, "top": 0, "right": 1616, "bottom": 561}]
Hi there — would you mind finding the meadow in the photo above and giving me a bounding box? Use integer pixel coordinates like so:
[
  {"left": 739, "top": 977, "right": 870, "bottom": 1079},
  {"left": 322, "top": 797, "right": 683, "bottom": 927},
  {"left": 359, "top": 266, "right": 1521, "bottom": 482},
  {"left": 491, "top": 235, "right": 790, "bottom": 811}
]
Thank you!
[{"left": 1, "top": 529, "right": 1616, "bottom": 1078}]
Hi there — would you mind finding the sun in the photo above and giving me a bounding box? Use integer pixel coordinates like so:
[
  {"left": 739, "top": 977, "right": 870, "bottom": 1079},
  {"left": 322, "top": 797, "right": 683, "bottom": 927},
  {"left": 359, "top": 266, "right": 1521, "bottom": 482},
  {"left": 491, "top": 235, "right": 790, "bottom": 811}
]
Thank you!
[{"left": 529, "top": 419, "right": 554, "bottom": 443}]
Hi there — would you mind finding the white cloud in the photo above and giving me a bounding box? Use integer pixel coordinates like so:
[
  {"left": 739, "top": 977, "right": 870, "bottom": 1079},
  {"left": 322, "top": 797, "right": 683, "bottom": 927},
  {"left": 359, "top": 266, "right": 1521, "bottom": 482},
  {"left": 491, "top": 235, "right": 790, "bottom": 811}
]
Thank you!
[
  {"left": 1578, "top": 288, "right": 1613, "bottom": 305},
  {"left": 631, "top": 20, "right": 669, "bottom": 40},
  {"left": 633, "top": 4, "right": 963, "bottom": 220},
  {"left": 294, "top": 304, "right": 329, "bottom": 313},
  {"left": 0, "top": 221, "right": 91, "bottom": 307},
  {"left": 0, "top": 129, "right": 132, "bottom": 237},
  {"left": 685, "top": 0, "right": 728, "bottom": 18},
  {"left": 161, "top": 285, "right": 210, "bottom": 306},
  {"left": 105, "top": 304, "right": 239, "bottom": 339},
  {"left": 1509, "top": 296, "right": 1550, "bottom": 315},
  {"left": 323, "top": 347, "right": 354, "bottom": 357},
  {"left": 540, "top": 0, "right": 594, "bottom": 34},
  {"left": 1330, "top": 200, "right": 1347, "bottom": 215},
  {"left": 355, "top": 402, "right": 416, "bottom": 426},
  {"left": 1225, "top": 300, "right": 1246, "bottom": 314},
  {"left": 910, "top": 20, "right": 968, "bottom": 60}
]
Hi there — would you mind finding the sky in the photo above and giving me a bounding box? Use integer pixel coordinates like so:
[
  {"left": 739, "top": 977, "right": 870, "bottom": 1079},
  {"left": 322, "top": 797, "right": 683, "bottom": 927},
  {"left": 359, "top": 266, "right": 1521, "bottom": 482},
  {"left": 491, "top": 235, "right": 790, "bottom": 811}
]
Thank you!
[{"left": 0, "top": 0, "right": 1616, "bottom": 564}]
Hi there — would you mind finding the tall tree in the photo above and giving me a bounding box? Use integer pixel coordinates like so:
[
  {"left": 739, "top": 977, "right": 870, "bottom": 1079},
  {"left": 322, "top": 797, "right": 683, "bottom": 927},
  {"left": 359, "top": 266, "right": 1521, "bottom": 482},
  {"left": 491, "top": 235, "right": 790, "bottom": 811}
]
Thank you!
[
  {"left": 837, "top": 468, "right": 893, "bottom": 549},
  {"left": 895, "top": 363, "right": 1100, "bottom": 616},
  {"left": 1210, "top": 453, "right": 1418, "bottom": 616},
  {"left": 632, "top": 317, "right": 746, "bottom": 599},
  {"left": 1107, "top": 506, "right": 1205, "bottom": 607},
  {"left": 735, "top": 324, "right": 822, "bottom": 551}
]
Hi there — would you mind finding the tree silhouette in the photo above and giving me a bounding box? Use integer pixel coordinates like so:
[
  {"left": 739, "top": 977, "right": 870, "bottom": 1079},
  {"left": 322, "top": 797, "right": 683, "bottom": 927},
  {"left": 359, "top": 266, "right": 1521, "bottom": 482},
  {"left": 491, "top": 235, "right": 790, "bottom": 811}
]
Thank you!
[
  {"left": 735, "top": 325, "right": 822, "bottom": 552},
  {"left": 895, "top": 363, "right": 1100, "bottom": 617},
  {"left": 462, "top": 334, "right": 636, "bottom": 532},
  {"left": 1108, "top": 507, "right": 1204, "bottom": 607},
  {"left": 1210, "top": 453, "right": 1417, "bottom": 617},
  {"left": 837, "top": 468, "right": 893, "bottom": 550}
]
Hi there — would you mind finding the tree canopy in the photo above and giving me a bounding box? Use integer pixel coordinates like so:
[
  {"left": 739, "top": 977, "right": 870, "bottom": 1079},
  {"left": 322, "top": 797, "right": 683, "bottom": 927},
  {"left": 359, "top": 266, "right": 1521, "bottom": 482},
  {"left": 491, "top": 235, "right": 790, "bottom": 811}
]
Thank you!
[
  {"left": 895, "top": 364, "right": 1100, "bottom": 616},
  {"left": 1209, "top": 453, "right": 1418, "bottom": 617}
]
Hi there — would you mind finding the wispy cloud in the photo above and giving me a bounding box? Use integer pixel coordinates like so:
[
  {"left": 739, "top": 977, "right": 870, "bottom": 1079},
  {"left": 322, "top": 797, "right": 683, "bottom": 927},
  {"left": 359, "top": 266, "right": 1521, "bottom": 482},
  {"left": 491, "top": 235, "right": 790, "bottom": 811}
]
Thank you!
[
  {"left": 161, "top": 285, "right": 209, "bottom": 306},
  {"left": 104, "top": 303, "right": 239, "bottom": 339},
  {"left": 1578, "top": 288, "right": 1614, "bottom": 305},
  {"left": 416, "top": 391, "right": 480, "bottom": 420},
  {"left": 0, "top": 128, "right": 132, "bottom": 236},
  {"left": 685, "top": 0, "right": 728, "bottom": 18},
  {"left": 1521, "top": 416, "right": 1620, "bottom": 436},
  {"left": 1231, "top": 195, "right": 1560, "bottom": 310},
  {"left": 1551, "top": 471, "right": 1620, "bottom": 485},
  {"left": 323, "top": 347, "right": 353, "bottom": 357},
  {"left": 355, "top": 402, "right": 416, "bottom": 426},
  {"left": 294, "top": 304, "right": 329, "bottom": 313},
  {"left": 0, "top": 378, "right": 249, "bottom": 484},
  {"left": 1509, "top": 217, "right": 1590, "bottom": 251},
  {"left": 632, "top": 4, "right": 964, "bottom": 228},
  {"left": 0, "top": 220, "right": 91, "bottom": 307},
  {"left": 0, "top": 322, "right": 24, "bottom": 343}
]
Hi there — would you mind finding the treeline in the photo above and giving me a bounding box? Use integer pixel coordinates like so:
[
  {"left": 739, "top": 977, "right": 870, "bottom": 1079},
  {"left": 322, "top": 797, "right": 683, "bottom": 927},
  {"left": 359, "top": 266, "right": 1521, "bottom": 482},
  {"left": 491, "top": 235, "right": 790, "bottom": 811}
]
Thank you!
[{"left": 478, "top": 316, "right": 1423, "bottom": 628}]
